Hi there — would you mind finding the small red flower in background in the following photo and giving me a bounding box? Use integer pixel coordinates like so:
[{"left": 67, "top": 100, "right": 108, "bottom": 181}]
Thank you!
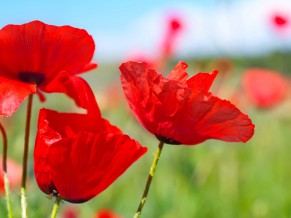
[
  {"left": 272, "top": 13, "right": 288, "bottom": 28},
  {"left": 0, "top": 157, "right": 21, "bottom": 193},
  {"left": 61, "top": 207, "right": 79, "bottom": 218},
  {"left": 95, "top": 209, "right": 122, "bottom": 218},
  {"left": 34, "top": 107, "right": 147, "bottom": 203},
  {"left": 120, "top": 61, "right": 254, "bottom": 145},
  {"left": 0, "top": 20, "right": 96, "bottom": 117},
  {"left": 162, "top": 16, "right": 183, "bottom": 58},
  {"left": 242, "top": 68, "right": 288, "bottom": 108}
]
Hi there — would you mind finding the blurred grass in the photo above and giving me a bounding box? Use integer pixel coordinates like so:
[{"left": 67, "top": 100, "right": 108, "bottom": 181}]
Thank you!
[{"left": 1, "top": 53, "right": 291, "bottom": 218}]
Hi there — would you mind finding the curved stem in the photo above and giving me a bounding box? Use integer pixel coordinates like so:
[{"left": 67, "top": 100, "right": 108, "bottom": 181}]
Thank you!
[
  {"left": 21, "top": 94, "right": 33, "bottom": 218},
  {"left": 1, "top": 122, "right": 13, "bottom": 218},
  {"left": 50, "top": 197, "right": 62, "bottom": 218},
  {"left": 0, "top": 122, "right": 8, "bottom": 172},
  {"left": 134, "top": 141, "right": 164, "bottom": 218}
]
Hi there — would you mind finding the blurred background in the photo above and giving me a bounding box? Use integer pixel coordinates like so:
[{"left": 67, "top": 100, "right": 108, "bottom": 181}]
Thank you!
[{"left": 1, "top": 0, "right": 291, "bottom": 217}]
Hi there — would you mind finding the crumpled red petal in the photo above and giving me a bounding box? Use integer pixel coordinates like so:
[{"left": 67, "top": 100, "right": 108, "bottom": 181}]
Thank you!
[
  {"left": 187, "top": 70, "right": 218, "bottom": 92},
  {"left": 120, "top": 61, "right": 254, "bottom": 145},
  {"left": 195, "top": 95, "right": 255, "bottom": 142},
  {"left": 167, "top": 61, "right": 189, "bottom": 82}
]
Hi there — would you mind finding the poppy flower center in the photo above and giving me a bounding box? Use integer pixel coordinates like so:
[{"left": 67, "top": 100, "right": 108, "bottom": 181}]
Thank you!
[
  {"left": 18, "top": 72, "right": 45, "bottom": 85},
  {"left": 44, "top": 181, "right": 60, "bottom": 199},
  {"left": 155, "top": 134, "right": 181, "bottom": 145}
]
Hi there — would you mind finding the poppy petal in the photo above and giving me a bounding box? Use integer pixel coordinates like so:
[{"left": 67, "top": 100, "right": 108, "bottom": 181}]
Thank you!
[
  {"left": 34, "top": 109, "right": 147, "bottom": 203},
  {"left": 80, "top": 63, "right": 98, "bottom": 73},
  {"left": 0, "top": 20, "right": 95, "bottom": 80},
  {"left": 194, "top": 95, "right": 255, "bottom": 143},
  {"left": 167, "top": 61, "right": 189, "bottom": 82},
  {"left": 120, "top": 61, "right": 254, "bottom": 145},
  {"left": 41, "top": 72, "right": 100, "bottom": 116},
  {"left": 187, "top": 70, "right": 218, "bottom": 92},
  {"left": 0, "top": 76, "right": 36, "bottom": 117},
  {"left": 49, "top": 131, "right": 146, "bottom": 203}
]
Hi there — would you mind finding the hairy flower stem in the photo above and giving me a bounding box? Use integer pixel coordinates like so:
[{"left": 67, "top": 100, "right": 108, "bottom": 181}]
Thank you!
[
  {"left": 21, "top": 94, "right": 33, "bottom": 218},
  {"left": 134, "top": 141, "right": 164, "bottom": 218},
  {"left": 50, "top": 197, "right": 61, "bottom": 218},
  {"left": 1, "top": 122, "right": 13, "bottom": 218}
]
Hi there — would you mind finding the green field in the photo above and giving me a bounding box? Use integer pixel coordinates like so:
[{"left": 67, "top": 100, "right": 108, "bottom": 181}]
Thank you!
[{"left": 1, "top": 53, "right": 291, "bottom": 218}]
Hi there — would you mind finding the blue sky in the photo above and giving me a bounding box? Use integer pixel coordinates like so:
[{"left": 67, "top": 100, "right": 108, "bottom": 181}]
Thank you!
[
  {"left": 0, "top": 0, "right": 216, "bottom": 30},
  {"left": 1, "top": 0, "right": 291, "bottom": 61}
]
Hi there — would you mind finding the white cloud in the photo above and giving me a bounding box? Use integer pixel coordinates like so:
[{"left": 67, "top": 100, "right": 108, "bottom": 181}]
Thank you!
[{"left": 94, "top": 0, "right": 291, "bottom": 62}]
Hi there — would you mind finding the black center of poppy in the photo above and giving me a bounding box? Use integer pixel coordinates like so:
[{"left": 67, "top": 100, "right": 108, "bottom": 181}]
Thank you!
[
  {"left": 155, "top": 134, "right": 181, "bottom": 145},
  {"left": 18, "top": 72, "right": 45, "bottom": 85}
]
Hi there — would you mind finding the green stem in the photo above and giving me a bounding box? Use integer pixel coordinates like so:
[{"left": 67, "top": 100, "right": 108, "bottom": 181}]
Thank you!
[
  {"left": 50, "top": 197, "right": 62, "bottom": 218},
  {"left": 4, "top": 173, "right": 13, "bottom": 218},
  {"left": 21, "top": 94, "right": 33, "bottom": 218},
  {"left": 134, "top": 141, "right": 164, "bottom": 218},
  {"left": 20, "top": 188, "right": 27, "bottom": 218},
  {"left": 1, "top": 122, "right": 13, "bottom": 218}
]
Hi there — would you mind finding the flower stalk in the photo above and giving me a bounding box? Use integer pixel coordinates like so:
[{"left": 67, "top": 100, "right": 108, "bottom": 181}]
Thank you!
[
  {"left": 50, "top": 197, "right": 62, "bottom": 218},
  {"left": 134, "top": 141, "right": 164, "bottom": 218},
  {"left": 1, "top": 122, "right": 13, "bottom": 218},
  {"left": 21, "top": 94, "right": 33, "bottom": 218}
]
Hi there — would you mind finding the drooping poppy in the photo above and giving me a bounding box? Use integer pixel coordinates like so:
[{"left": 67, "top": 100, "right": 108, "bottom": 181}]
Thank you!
[
  {"left": 120, "top": 61, "right": 254, "bottom": 145},
  {"left": 242, "top": 68, "right": 288, "bottom": 108},
  {"left": 0, "top": 156, "right": 22, "bottom": 193},
  {"left": 34, "top": 108, "right": 147, "bottom": 203},
  {"left": 0, "top": 20, "right": 96, "bottom": 117}
]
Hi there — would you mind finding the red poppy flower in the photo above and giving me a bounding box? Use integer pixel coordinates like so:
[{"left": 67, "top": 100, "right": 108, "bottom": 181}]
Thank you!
[
  {"left": 120, "top": 61, "right": 254, "bottom": 145},
  {"left": 0, "top": 157, "right": 22, "bottom": 193},
  {"left": 0, "top": 20, "right": 96, "bottom": 117},
  {"left": 242, "top": 68, "right": 288, "bottom": 108},
  {"left": 34, "top": 108, "right": 147, "bottom": 203}
]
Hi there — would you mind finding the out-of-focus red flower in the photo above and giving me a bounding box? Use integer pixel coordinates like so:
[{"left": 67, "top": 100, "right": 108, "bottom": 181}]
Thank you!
[
  {"left": 242, "top": 68, "right": 288, "bottom": 108},
  {"left": 34, "top": 106, "right": 147, "bottom": 203},
  {"left": 120, "top": 61, "right": 254, "bottom": 145},
  {"left": 170, "top": 18, "right": 182, "bottom": 32},
  {"left": 96, "top": 82, "right": 124, "bottom": 111},
  {"left": 162, "top": 16, "right": 183, "bottom": 60},
  {"left": 0, "top": 20, "right": 96, "bottom": 117},
  {"left": 0, "top": 156, "right": 22, "bottom": 193},
  {"left": 61, "top": 207, "right": 79, "bottom": 218},
  {"left": 272, "top": 14, "right": 288, "bottom": 28},
  {"left": 95, "top": 209, "right": 122, "bottom": 218}
]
